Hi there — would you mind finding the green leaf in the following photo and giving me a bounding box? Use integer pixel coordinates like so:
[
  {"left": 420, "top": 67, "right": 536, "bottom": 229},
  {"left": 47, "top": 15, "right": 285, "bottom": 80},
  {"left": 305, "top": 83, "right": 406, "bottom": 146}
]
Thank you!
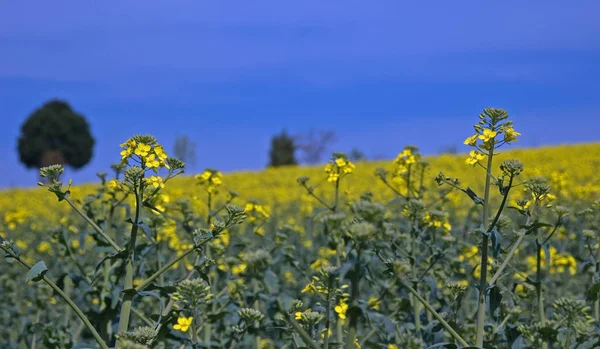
[
  {"left": 490, "top": 230, "right": 502, "bottom": 258},
  {"left": 138, "top": 221, "right": 153, "bottom": 240},
  {"left": 26, "top": 261, "right": 48, "bottom": 283},
  {"left": 194, "top": 266, "right": 211, "bottom": 286},
  {"left": 94, "top": 250, "right": 127, "bottom": 274},
  {"left": 465, "top": 187, "right": 484, "bottom": 205},
  {"left": 487, "top": 285, "right": 502, "bottom": 321}
]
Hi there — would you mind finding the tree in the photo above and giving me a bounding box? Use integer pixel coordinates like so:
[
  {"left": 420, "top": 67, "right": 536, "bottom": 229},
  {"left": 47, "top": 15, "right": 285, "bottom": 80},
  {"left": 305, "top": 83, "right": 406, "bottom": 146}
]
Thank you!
[
  {"left": 296, "top": 129, "right": 337, "bottom": 164},
  {"left": 349, "top": 148, "right": 367, "bottom": 162},
  {"left": 17, "top": 99, "right": 95, "bottom": 174},
  {"left": 268, "top": 129, "right": 298, "bottom": 167},
  {"left": 173, "top": 134, "right": 196, "bottom": 168}
]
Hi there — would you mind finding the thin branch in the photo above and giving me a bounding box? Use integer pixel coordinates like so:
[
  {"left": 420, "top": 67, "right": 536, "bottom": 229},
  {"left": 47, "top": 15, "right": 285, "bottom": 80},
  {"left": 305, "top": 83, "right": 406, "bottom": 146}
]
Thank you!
[{"left": 65, "top": 198, "right": 122, "bottom": 252}]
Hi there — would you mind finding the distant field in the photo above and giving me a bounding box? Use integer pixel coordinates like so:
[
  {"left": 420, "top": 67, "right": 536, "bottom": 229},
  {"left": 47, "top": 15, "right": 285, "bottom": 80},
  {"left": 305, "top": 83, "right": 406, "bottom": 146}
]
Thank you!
[{"left": 1, "top": 142, "right": 599, "bottom": 227}]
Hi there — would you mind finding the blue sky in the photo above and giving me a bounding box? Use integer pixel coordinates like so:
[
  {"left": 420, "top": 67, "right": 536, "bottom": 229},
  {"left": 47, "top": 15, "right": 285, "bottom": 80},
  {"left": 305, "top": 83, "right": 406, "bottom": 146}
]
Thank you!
[{"left": 1, "top": 1, "right": 599, "bottom": 188}]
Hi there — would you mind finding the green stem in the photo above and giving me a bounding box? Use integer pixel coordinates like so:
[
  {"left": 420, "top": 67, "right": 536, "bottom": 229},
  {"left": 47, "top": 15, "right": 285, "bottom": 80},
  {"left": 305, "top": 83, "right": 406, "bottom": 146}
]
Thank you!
[
  {"left": 31, "top": 311, "right": 40, "bottom": 349},
  {"left": 493, "top": 313, "right": 511, "bottom": 334},
  {"left": 276, "top": 300, "right": 320, "bottom": 349},
  {"left": 135, "top": 244, "right": 202, "bottom": 293},
  {"left": 253, "top": 279, "right": 262, "bottom": 349},
  {"left": 594, "top": 261, "right": 600, "bottom": 321},
  {"left": 346, "top": 249, "right": 361, "bottom": 349},
  {"left": 410, "top": 227, "right": 421, "bottom": 332},
  {"left": 116, "top": 188, "right": 142, "bottom": 348},
  {"left": 65, "top": 198, "right": 121, "bottom": 252},
  {"left": 324, "top": 276, "right": 333, "bottom": 349},
  {"left": 332, "top": 177, "right": 344, "bottom": 345},
  {"left": 191, "top": 318, "right": 200, "bottom": 347},
  {"left": 402, "top": 280, "right": 469, "bottom": 347},
  {"left": 536, "top": 240, "right": 548, "bottom": 349},
  {"left": 205, "top": 192, "right": 213, "bottom": 349},
  {"left": 489, "top": 214, "right": 533, "bottom": 286},
  {"left": 64, "top": 277, "right": 73, "bottom": 327},
  {"left": 1, "top": 246, "right": 108, "bottom": 349},
  {"left": 475, "top": 144, "right": 494, "bottom": 347}
]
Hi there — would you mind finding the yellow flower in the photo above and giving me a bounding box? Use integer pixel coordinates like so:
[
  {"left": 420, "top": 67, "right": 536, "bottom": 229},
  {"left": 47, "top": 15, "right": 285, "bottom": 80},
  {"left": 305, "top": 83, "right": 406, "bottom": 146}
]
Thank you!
[
  {"left": 465, "top": 150, "right": 486, "bottom": 166},
  {"left": 154, "top": 145, "right": 168, "bottom": 160},
  {"left": 211, "top": 176, "right": 222, "bottom": 185},
  {"left": 16, "top": 240, "right": 28, "bottom": 250},
  {"left": 320, "top": 328, "right": 333, "bottom": 339},
  {"left": 463, "top": 134, "right": 478, "bottom": 146},
  {"left": 503, "top": 126, "right": 521, "bottom": 143},
  {"left": 334, "top": 301, "right": 348, "bottom": 320},
  {"left": 232, "top": 263, "right": 247, "bottom": 275},
  {"left": 37, "top": 241, "right": 52, "bottom": 254},
  {"left": 368, "top": 296, "right": 380, "bottom": 310},
  {"left": 145, "top": 153, "right": 161, "bottom": 169},
  {"left": 354, "top": 338, "right": 361, "bottom": 349},
  {"left": 145, "top": 176, "right": 165, "bottom": 189},
  {"left": 107, "top": 179, "right": 120, "bottom": 190},
  {"left": 301, "top": 281, "right": 317, "bottom": 294},
  {"left": 478, "top": 128, "right": 497, "bottom": 143},
  {"left": 134, "top": 143, "right": 151, "bottom": 157},
  {"left": 173, "top": 316, "right": 193, "bottom": 332},
  {"left": 325, "top": 154, "right": 355, "bottom": 182},
  {"left": 49, "top": 297, "right": 57, "bottom": 305},
  {"left": 335, "top": 157, "right": 347, "bottom": 167},
  {"left": 456, "top": 279, "right": 469, "bottom": 287}
]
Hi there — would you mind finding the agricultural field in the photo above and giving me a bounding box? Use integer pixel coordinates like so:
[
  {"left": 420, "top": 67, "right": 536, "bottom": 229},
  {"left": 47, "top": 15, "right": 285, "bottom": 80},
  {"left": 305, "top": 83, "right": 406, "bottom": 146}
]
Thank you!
[{"left": 1, "top": 110, "right": 600, "bottom": 348}]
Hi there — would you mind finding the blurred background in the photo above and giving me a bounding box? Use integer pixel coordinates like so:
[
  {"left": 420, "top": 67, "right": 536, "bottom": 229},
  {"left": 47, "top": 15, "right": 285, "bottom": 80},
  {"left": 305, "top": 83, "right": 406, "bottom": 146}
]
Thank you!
[{"left": 1, "top": 1, "right": 599, "bottom": 189}]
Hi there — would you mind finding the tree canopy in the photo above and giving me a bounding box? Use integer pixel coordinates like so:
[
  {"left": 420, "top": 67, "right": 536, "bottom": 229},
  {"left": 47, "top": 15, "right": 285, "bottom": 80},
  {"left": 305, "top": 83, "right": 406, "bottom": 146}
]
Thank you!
[
  {"left": 268, "top": 129, "right": 298, "bottom": 167},
  {"left": 17, "top": 99, "right": 95, "bottom": 170}
]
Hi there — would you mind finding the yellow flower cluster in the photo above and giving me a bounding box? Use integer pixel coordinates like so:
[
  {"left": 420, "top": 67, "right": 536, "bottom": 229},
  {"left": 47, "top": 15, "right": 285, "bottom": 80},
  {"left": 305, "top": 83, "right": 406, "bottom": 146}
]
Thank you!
[
  {"left": 4, "top": 208, "right": 29, "bottom": 230},
  {"left": 309, "top": 247, "right": 337, "bottom": 270},
  {"left": 244, "top": 201, "right": 270, "bottom": 224},
  {"left": 334, "top": 300, "right": 348, "bottom": 319},
  {"left": 295, "top": 308, "right": 312, "bottom": 321},
  {"left": 465, "top": 150, "right": 486, "bottom": 166},
  {"left": 195, "top": 169, "right": 223, "bottom": 194},
  {"left": 463, "top": 122, "right": 521, "bottom": 163},
  {"left": 424, "top": 211, "right": 452, "bottom": 233},
  {"left": 324, "top": 153, "right": 355, "bottom": 182},
  {"left": 119, "top": 136, "right": 169, "bottom": 171},
  {"left": 144, "top": 175, "right": 165, "bottom": 189},
  {"left": 525, "top": 246, "right": 577, "bottom": 276},
  {"left": 393, "top": 146, "right": 420, "bottom": 175}
]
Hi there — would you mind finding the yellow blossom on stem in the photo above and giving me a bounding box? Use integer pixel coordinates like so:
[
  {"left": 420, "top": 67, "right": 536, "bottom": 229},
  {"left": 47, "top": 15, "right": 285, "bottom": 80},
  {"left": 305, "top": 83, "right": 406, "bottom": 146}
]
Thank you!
[
  {"left": 134, "top": 143, "right": 151, "bottom": 157},
  {"left": 334, "top": 301, "right": 348, "bottom": 320},
  {"left": 464, "top": 134, "right": 479, "bottom": 146},
  {"left": 503, "top": 126, "right": 521, "bottom": 143},
  {"left": 173, "top": 316, "right": 193, "bottom": 332},
  {"left": 144, "top": 176, "right": 165, "bottom": 189},
  {"left": 478, "top": 128, "right": 497, "bottom": 143},
  {"left": 465, "top": 150, "right": 486, "bottom": 166}
]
